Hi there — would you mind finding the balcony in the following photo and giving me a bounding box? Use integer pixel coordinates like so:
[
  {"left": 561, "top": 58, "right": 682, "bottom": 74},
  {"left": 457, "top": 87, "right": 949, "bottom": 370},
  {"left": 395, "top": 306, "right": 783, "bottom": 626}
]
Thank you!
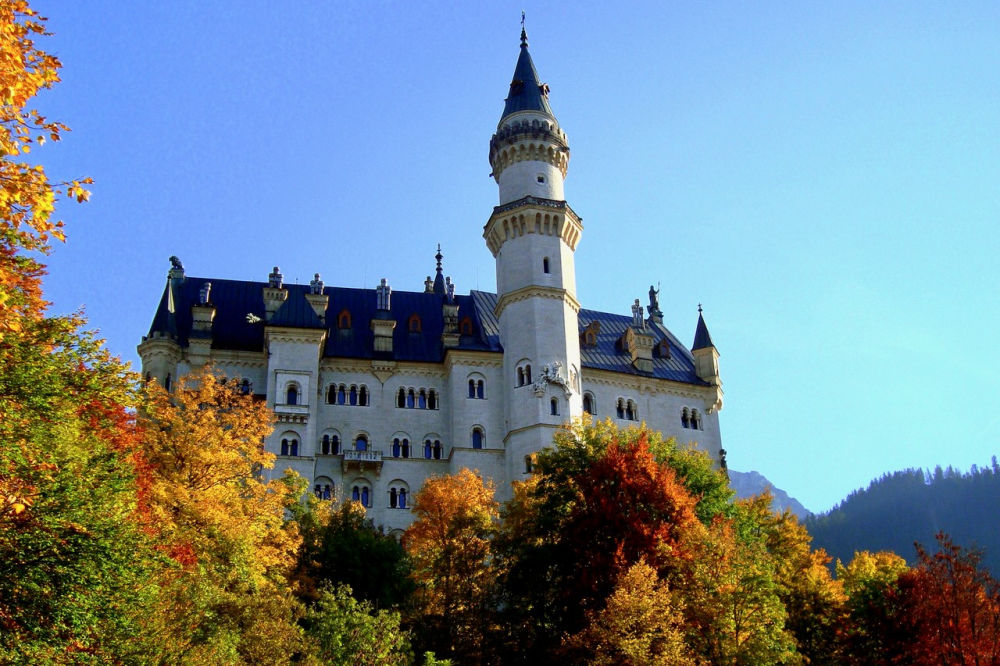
[{"left": 342, "top": 449, "right": 383, "bottom": 476}]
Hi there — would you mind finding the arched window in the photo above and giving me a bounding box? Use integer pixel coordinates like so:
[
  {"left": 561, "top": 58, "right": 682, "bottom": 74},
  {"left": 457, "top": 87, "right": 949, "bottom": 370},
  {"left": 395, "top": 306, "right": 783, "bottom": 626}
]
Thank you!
[
  {"left": 460, "top": 317, "right": 474, "bottom": 335},
  {"left": 397, "top": 388, "right": 406, "bottom": 408},
  {"left": 281, "top": 438, "right": 289, "bottom": 456},
  {"left": 352, "top": 486, "right": 360, "bottom": 502},
  {"left": 408, "top": 314, "right": 422, "bottom": 333},
  {"left": 428, "top": 390, "right": 438, "bottom": 410},
  {"left": 314, "top": 480, "right": 333, "bottom": 500},
  {"left": 240, "top": 379, "right": 252, "bottom": 395},
  {"left": 472, "top": 428, "right": 484, "bottom": 449},
  {"left": 433, "top": 440, "right": 442, "bottom": 460},
  {"left": 359, "top": 386, "right": 369, "bottom": 406},
  {"left": 331, "top": 435, "right": 340, "bottom": 455},
  {"left": 524, "top": 455, "right": 534, "bottom": 474},
  {"left": 327, "top": 385, "right": 336, "bottom": 403},
  {"left": 164, "top": 373, "right": 172, "bottom": 391},
  {"left": 337, "top": 385, "right": 346, "bottom": 405},
  {"left": 349, "top": 385, "right": 358, "bottom": 406},
  {"left": 625, "top": 400, "right": 636, "bottom": 421},
  {"left": 543, "top": 257, "right": 550, "bottom": 273},
  {"left": 550, "top": 398, "right": 559, "bottom": 416},
  {"left": 691, "top": 409, "right": 701, "bottom": 430},
  {"left": 583, "top": 393, "right": 594, "bottom": 415},
  {"left": 361, "top": 487, "right": 369, "bottom": 506},
  {"left": 401, "top": 439, "right": 410, "bottom": 458},
  {"left": 681, "top": 407, "right": 690, "bottom": 429},
  {"left": 517, "top": 367, "right": 525, "bottom": 386},
  {"left": 418, "top": 389, "right": 427, "bottom": 409},
  {"left": 286, "top": 384, "right": 298, "bottom": 405},
  {"left": 390, "top": 488, "right": 398, "bottom": 508},
  {"left": 145, "top": 371, "right": 152, "bottom": 383},
  {"left": 476, "top": 380, "right": 484, "bottom": 399},
  {"left": 468, "top": 379, "right": 476, "bottom": 398},
  {"left": 355, "top": 435, "right": 368, "bottom": 452},
  {"left": 338, "top": 309, "right": 352, "bottom": 329},
  {"left": 616, "top": 399, "right": 625, "bottom": 419},
  {"left": 392, "top": 438, "right": 401, "bottom": 458},
  {"left": 290, "top": 439, "right": 298, "bottom": 456},
  {"left": 399, "top": 488, "right": 407, "bottom": 509},
  {"left": 525, "top": 365, "right": 532, "bottom": 384},
  {"left": 280, "top": 437, "right": 299, "bottom": 456},
  {"left": 321, "top": 434, "right": 331, "bottom": 455},
  {"left": 406, "top": 389, "right": 415, "bottom": 409},
  {"left": 424, "top": 440, "right": 432, "bottom": 459}
]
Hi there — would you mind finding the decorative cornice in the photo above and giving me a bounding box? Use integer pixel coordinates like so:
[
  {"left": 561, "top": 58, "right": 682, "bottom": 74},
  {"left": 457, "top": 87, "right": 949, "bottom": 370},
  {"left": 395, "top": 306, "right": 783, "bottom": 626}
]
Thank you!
[
  {"left": 582, "top": 367, "right": 716, "bottom": 400},
  {"left": 483, "top": 197, "right": 583, "bottom": 256},
  {"left": 494, "top": 285, "right": 580, "bottom": 319},
  {"left": 137, "top": 337, "right": 182, "bottom": 361},
  {"left": 443, "top": 350, "right": 504, "bottom": 370},
  {"left": 265, "top": 326, "right": 327, "bottom": 346}
]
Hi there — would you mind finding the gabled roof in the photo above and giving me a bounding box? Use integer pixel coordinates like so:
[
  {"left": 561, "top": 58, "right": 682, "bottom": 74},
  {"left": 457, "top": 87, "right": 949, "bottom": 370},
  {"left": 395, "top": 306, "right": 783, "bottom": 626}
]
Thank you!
[
  {"left": 145, "top": 279, "right": 707, "bottom": 385},
  {"left": 500, "top": 29, "right": 554, "bottom": 121}
]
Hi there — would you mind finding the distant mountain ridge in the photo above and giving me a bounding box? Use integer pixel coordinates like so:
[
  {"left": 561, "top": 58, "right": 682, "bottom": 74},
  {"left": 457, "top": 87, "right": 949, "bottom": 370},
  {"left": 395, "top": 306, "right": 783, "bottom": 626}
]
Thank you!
[{"left": 728, "top": 469, "right": 811, "bottom": 519}]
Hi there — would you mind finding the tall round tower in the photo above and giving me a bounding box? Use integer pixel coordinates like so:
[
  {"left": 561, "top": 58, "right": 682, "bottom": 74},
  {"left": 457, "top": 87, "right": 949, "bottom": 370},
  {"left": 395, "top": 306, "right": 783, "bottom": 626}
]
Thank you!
[{"left": 484, "top": 27, "right": 584, "bottom": 483}]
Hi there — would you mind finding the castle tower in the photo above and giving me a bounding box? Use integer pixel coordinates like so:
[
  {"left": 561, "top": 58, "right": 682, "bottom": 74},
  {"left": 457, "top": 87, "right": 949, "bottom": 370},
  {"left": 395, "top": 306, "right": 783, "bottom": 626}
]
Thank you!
[{"left": 484, "top": 27, "right": 584, "bottom": 482}]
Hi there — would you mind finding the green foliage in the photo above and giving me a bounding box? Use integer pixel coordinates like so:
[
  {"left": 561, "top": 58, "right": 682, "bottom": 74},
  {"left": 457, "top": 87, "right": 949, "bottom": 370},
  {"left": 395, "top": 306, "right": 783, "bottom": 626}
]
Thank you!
[
  {"left": 304, "top": 584, "right": 412, "bottom": 666},
  {"left": 295, "top": 499, "right": 414, "bottom": 610}
]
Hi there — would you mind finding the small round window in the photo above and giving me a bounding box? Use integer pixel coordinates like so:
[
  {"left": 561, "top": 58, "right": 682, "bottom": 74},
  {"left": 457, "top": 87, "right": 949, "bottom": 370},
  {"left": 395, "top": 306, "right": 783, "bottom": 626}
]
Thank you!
[{"left": 536, "top": 174, "right": 546, "bottom": 184}]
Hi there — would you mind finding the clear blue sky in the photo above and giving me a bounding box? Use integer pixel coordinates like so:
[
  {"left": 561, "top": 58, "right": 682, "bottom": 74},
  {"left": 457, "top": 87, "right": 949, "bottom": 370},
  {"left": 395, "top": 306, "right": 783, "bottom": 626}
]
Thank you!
[{"left": 34, "top": 2, "right": 1000, "bottom": 513}]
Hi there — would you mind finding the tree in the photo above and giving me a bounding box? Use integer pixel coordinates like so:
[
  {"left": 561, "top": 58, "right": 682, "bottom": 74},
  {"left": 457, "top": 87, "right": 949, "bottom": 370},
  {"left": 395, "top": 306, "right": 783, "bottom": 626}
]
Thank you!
[
  {"left": 404, "top": 468, "right": 499, "bottom": 664},
  {"left": 897, "top": 533, "right": 1000, "bottom": 665},
  {"left": 139, "top": 369, "right": 307, "bottom": 664},
  {"left": 0, "top": 0, "right": 90, "bottom": 340},
  {"left": 303, "top": 583, "right": 412, "bottom": 666},
  {"left": 561, "top": 559, "right": 695, "bottom": 665},
  {"left": 293, "top": 497, "right": 414, "bottom": 610},
  {"left": 836, "top": 550, "right": 910, "bottom": 664}
]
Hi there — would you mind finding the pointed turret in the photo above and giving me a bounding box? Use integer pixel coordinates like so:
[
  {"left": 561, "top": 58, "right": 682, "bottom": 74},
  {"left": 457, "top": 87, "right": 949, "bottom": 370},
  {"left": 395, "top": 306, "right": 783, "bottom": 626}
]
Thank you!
[
  {"left": 692, "top": 305, "right": 715, "bottom": 351},
  {"left": 691, "top": 305, "right": 723, "bottom": 412},
  {"left": 500, "top": 28, "right": 554, "bottom": 121}
]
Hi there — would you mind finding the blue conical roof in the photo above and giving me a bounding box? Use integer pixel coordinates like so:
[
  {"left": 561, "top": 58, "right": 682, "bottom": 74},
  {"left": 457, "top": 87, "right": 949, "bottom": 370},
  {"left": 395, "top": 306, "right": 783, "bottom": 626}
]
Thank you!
[
  {"left": 692, "top": 308, "right": 715, "bottom": 351},
  {"left": 500, "top": 29, "right": 554, "bottom": 121}
]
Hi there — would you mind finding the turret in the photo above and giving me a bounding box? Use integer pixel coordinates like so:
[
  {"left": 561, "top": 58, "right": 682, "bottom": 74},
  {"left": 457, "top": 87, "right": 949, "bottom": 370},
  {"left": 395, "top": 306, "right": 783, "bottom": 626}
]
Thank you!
[{"left": 692, "top": 305, "right": 724, "bottom": 412}]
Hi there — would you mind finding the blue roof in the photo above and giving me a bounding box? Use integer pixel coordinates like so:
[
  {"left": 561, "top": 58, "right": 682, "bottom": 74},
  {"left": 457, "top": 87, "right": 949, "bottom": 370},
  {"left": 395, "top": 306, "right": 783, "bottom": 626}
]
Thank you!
[
  {"left": 146, "top": 279, "right": 706, "bottom": 385},
  {"left": 692, "top": 310, "right": 715, "bottom": 351},
  {"left": 500, "top": 30, "right": 554, "bottom": 121}
]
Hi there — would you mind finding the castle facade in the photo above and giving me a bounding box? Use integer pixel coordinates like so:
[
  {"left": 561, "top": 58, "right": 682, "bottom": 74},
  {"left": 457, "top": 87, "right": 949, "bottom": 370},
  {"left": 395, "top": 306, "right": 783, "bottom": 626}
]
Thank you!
[{"left": 138, "top": 29, "right": 724, "bottom": 534}]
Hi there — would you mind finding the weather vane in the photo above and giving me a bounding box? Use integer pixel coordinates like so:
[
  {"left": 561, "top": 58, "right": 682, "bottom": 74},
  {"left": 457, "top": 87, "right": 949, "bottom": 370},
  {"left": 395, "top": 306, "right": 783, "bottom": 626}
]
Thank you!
[{"left": 521, "top": 10, "right": 525, "bottom": 29}]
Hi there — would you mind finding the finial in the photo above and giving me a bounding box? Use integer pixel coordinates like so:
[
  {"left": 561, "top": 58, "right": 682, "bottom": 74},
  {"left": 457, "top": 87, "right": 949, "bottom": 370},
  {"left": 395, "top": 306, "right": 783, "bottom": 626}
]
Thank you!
[
  {"left": 698, "top": 303, "right": 703, "bottom": 314},
  {"left": 520, "top": 11, "right": 527, "bottom": 47},
  {"left": 436, "top": 243, "right": 443, "bottom": 270}
]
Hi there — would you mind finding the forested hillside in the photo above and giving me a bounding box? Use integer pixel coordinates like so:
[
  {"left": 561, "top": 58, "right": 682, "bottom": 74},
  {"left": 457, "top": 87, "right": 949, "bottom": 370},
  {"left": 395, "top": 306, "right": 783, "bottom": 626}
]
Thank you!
[{"left": 806, "top": 460, "right": 1000, "bottom": 574}]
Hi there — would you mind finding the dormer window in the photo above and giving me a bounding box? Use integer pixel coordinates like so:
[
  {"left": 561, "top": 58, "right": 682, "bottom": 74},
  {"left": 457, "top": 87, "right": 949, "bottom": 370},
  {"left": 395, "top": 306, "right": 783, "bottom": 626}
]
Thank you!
[
  {"left": 460, "top": 317, "right": 474, "bottom": 335},
  {"left": 408, "top": 314, "right": 422, "bottom": 333},
  {"left": 338, "top": 309, "right": 352, "bottom": 329}
]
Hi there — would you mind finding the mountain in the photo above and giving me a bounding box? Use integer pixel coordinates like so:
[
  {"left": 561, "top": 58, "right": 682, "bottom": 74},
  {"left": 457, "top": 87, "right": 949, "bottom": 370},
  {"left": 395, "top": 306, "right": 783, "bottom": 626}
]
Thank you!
[
  {"left": 728, "top": 469, "right": 811, "bottom": 519},
  {"left": 805, "top": 461, "right": 1000, "bottom": 576}
]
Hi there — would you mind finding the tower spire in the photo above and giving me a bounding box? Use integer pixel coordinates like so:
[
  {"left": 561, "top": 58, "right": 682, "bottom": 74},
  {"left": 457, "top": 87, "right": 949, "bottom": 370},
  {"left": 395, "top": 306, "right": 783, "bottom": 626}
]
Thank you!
[
  {"left": 521, "top": 11, "right": 527, "bottom": 47},
  {"left": 433, "top": 244, "right": 446, "bottom": 296}
]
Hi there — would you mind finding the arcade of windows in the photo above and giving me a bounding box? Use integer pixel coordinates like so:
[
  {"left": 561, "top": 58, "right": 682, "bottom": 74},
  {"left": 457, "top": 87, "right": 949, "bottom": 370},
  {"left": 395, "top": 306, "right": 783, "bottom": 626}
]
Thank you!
[
  {"left": 327, "top": 383, "right": 370, "bottom": 406},
  {"left": 389, "top": 483, "right": 408, "bottom": 509},
  {"left": 351, "top": 483, "right": 371, "bottom": 507},
  {"left": 280, "top": 436, "right": 299, "bottom": 456},
  {"left": 616, "top": 398, "right": 638, "bottom": 421},
  {"left": 681, "top": 407, "right": 703, "bottom": 430},
  {"left": 516, "top": 363, "right": 533, "bottom": 387},
  {"left": 396, "top": 387, "right": 439, "bottom": 410},
  {"left": 467, "top": 377, "right": 486, "bottom": 399},
  {"left": 313, "top": 479, "right": 333, "bottom": 499}
]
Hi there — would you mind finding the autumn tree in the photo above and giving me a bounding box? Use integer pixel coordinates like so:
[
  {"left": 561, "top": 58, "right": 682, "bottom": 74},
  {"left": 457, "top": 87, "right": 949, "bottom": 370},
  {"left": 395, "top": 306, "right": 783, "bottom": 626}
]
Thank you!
[
  {"left": 836, "top": 550, "right": 910, "bottom": 664},
  {"left": 404, "top": 468, "right": 500, "bottom": 664},
  {"left": 561, "top": 559, "right": 695, "bottom": 665},
  {"left": 139, "top": 370, "right": 307, "bottom": 664},
  {"left": 895, "top": 533, "right": 1000, "bottom": 665}
]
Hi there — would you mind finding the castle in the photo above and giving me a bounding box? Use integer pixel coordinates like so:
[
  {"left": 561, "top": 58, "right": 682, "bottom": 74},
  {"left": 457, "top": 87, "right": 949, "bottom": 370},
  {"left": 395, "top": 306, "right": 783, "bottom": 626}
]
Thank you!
[{"left": 138, "top": 28, "right": 724, "bottom": 534}]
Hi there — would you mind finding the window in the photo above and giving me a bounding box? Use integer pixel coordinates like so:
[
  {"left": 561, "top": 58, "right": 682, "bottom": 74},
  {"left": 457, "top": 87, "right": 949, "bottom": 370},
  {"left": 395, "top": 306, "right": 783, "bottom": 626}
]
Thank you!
[
  {"left": 338, "top": 385, "right": 346, "bottom": 404},
  {"left": 392, "top": 437, "right": 411, "bottom": 458},
  {"left": 433, "top": 440, "right": 442, "bottom": 460},
  {"left": 418, "top": 389, "right": 427, "bottom": 409},
  {"left": 388, "top": 482, "right": 409, "bottom": 509},
  {"left": 355, "top": 435, "right": 368, "bottom": 452},
  {"left": 468, "top": 376, "right": 485, "bottom": 399},
  {"left": 240, "top": 379, "right": 252, "bottom": 395},
  {"left": 472, "top": 428, "right": 484, "bottom": 449},
  {"left": 625, "top": 400, "right": 636, "bottom": 421},
  {"left": 524, "top": 455, "right": 534, "bottom": 474},
  {"left": 397, "top": 388, "right": 406, "bottom": 408},
  {"left": 460, "top": 317, "right": 474, "bottom": 335},
  {"left": 550, "top": 398, "right": 559, "bottom": 416},
  {"left": 286, "top": 384, "right": 298, "bottom": 405},
  {"left": 691, "top": 409, "right": 702, "bottom": 430},
  {"left": 392, "top": 438, "right": 401, "bottom": 458},
  {"left": 361, "top": 487, "right": 369, "bottom": 506},
  {"left": 280, "top": 438, "right": 299, "bottom": 456},
  {"left": 314, "top": 480, "right": 333, "bottom": 500},
  {"left": 537, "top": 174, "right": 546, "bottom": 183},
  {"left": 517, "top": 367, "right": 524, "bottom": 386},
  {"left": 469, "top": 379, "right": 476, "bottom": 398},
  {"left": 408, "top": 314, "right": 422, "bottom": 333},
  {"left": 338, "top": 309, "right": 352, "bottom": 329},
  {"left": 406, "top": 389, "right": 415, "bottom": 409},
  {"left": 145, "top": 372, "right": 152, "bottom": 382},
  {"left": 424, "top": 440, "right": 432, "bottom": 459},
  {"left": 327, "top": 385, "right": 336, "bottom": 403},
  {"left": 402, "top": 439, "right": 410, "bottom": 458},
  {"left": 359, "top": 386, "right": 369, "bottom": 406},
  {"left": 321, "top": 434, "right": 331, "bottom": 455},
  {"left": 351, "top": 481, "right": 372, "bottom": 507},
  {"left": 543, "top": 257, "right": 550, "bottom": 273},
  {"left": 525, "top": 365, "right": 532, "bottom": 384},
  {"left": 583, "top": 393, "right": 594, "bottom": 415},
  {"left": 616, "top": 399, "right": 625, "bottom": 419},
  {"left": 517, "top": 362, "right": 532, "bottom": 386},
  {"left": 164, "top": 373, "right": 171, "bottom": 391},
  {"left": 681, "top": 407, "right": 690, "bottom": 429}
]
